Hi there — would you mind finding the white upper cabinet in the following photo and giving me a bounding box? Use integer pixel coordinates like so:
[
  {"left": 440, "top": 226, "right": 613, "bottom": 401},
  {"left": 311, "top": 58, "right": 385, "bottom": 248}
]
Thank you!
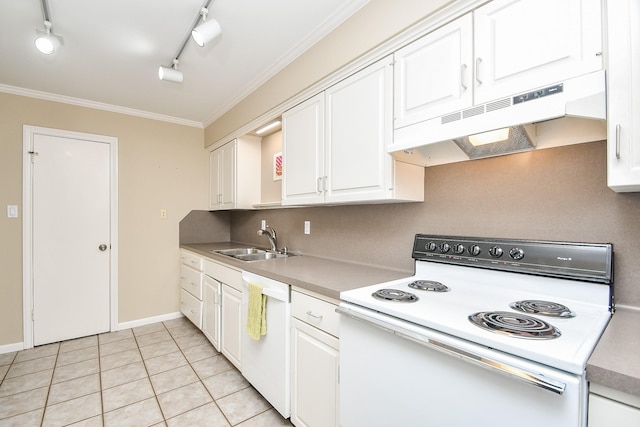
[
  {"left": 606, "top": 0, "right": 640, "bottom": 192},
  {"left": 394, "top": 13, "right": 473, "bottom": 129},
  {"left": 394, "top": 0, "right": 603, "bottom": 132},
  {"left": 282, "top": 56, "right": 424, "bottom": 206},
  {"left": 209, "top": 136, "right": 261, "bottom": 210},
  {"left": 281, "top": 93, "right": 326, "bottom": 205},
  {"left": 473, "top": 0, "right": 602, "bottom": 104},
  {"left": 324, "top": 55, "right": 393, "bottom": 204}
]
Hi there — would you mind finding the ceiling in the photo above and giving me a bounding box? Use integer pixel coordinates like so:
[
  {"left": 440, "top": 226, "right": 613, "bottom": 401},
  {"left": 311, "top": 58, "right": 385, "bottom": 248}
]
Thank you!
[{"left": 0, "top": 0, "right": 369, "bottom": 127}]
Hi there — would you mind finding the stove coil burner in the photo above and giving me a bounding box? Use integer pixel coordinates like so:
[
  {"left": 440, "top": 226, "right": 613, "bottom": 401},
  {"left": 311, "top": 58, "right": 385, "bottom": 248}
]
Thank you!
[
  {"left": 509, "top": 300, "right": 576, "bottom": 318},
  {"left": 372, "top": 289, "right": 419, "bottom": 303},
  {"left": 469, "top": 311, "right": 561, "bottom": 340},
  {"left": 408, "top": 280, "right": 450, "bottom": 292}
]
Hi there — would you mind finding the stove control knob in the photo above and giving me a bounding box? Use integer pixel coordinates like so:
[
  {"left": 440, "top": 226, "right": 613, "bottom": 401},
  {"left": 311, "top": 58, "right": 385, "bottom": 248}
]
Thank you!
[
  {"left": 468, "top": 244, "right": 481, "bottom": 257},
  {"left": 509, "top": 247, "right": 525, "bottom": 260},
  {"left": 452, "top": 244, "right": 465, "bottom": 254},
  {"left": 488, "top": 246, "right": 503, "bottom": 258},
  {"left": 439, "top": 243, "right": 450, "bottom": 253},
  {"left": 425, "top": 242, "right": 437, "bottom": 252}
]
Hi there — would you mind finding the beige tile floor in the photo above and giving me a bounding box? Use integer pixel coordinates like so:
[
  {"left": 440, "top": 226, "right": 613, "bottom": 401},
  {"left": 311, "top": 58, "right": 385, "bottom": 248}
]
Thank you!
[{"left": 0, "top": 317, "right": 292, "bottom": 427}]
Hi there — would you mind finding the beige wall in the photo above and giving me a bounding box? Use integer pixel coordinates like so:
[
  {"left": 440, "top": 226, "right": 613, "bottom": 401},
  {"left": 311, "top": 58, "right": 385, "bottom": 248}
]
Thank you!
[
  {"left": 204, "top": 0, "right": 453, "bottom": 146},
  {"left": 260, "top": 131, "right": 283, "bottom": 204},
  {"left": 0, "top": 92, "right": 208, "bottom": 346},
  {"left": 231, "top": 141, "right": 640, "bottom": 309}
]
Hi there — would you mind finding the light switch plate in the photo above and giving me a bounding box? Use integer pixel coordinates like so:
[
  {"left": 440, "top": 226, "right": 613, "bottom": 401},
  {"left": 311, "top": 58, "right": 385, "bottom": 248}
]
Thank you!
[
  {"left": 304, "top": 220, "right": 311, "bottom": 235},
  {"left": 7, "top": 205, "right": 18, "bottom": 218}
]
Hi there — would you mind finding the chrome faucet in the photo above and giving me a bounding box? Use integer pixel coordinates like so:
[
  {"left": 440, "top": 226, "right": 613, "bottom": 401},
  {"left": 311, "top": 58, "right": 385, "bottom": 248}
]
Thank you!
[{"left": 257, "top": 225, "right": 278, "bottom": 252}]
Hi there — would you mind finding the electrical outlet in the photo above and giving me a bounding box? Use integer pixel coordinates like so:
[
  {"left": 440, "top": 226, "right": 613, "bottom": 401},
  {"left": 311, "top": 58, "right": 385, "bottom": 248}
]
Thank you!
[
  {"left": 304, "top": 220, "right": 311, "bottom": 235},
  {"left": 160, "top": 208, "right": 167, "bottom": 219},
  {"left": 261, "top": 219, "right": 266, "bottom": 229}
]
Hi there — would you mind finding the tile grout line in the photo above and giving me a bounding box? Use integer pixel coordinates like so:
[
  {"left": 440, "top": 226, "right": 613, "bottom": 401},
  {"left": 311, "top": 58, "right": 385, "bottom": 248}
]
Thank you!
[
  {"left": 96, "top": 333, "right": 105, "bottom": 427},
  {"left": 163, "top": 320, "right": 231, "bottom": 425}
]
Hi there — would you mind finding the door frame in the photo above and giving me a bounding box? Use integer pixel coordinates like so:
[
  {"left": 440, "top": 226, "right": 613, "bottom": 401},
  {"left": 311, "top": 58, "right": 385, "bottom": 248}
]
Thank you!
[{"left": 22, "top": 125, "right": 119, "bottom": 349}]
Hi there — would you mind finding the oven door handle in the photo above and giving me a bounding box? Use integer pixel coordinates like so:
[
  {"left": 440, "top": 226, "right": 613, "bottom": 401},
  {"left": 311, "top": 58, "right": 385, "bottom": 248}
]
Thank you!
[{"left": 336, "top": 305, "right": 567, "bottom": 395}]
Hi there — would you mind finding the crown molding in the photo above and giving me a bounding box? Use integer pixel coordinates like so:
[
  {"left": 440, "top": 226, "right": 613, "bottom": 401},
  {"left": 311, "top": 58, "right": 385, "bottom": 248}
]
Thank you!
[{"left": 0, "top": 84, "right": 204, "bottom": 128}]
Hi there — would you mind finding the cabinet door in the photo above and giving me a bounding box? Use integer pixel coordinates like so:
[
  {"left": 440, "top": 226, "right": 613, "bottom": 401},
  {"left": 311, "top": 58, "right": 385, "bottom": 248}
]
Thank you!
[
  {"left": 474, "top": 0, "right": 602, "bottom": 104},
  {"left": 203, "top": 277, "right": 221, "bottom": 351},
  {"left": 588, "top": 394, "right": 640, "bottom": 427},
  {"left": 219, "top": 142, "right": 237, "bottom": 209},
  {"left": 325, "top": 56, "right": 394, "bottom": 203},
  {"left": 606, "top": 0, "right": 640, "bottom": 192},
  {"left": 282, "top": 93, "right": 325, "bottom": 205},
  {"left": 208, "top": 149, "right": 221, "bottom": 209},
  {"left": 291, "top": 318, "right": 339, "bottom": 427},
  {"left": 394, "top": 13, "right": 473, "bottom": 129},
  {"left": 221, "top": 283, "right": 242, "bottom": 369}
]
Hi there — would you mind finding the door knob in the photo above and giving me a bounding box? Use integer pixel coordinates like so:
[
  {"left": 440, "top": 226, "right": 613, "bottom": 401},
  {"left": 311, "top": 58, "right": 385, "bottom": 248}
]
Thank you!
[{"left": 98, "top": 244, "right": 108, "bottom": 251}]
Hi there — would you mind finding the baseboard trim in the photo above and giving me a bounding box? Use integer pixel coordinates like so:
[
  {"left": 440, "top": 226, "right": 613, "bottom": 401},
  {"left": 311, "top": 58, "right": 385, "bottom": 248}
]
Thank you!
[
  {"left": 117, "top": 312, "right": 184, "bottom": 331},
  {"left": 0, "top": 342, "right": 25, "bottom": 355}
]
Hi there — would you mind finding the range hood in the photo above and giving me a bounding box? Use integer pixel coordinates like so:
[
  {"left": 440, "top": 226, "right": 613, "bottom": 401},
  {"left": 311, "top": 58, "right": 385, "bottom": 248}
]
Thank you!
[{"left": 390, "top": 70, "right": 607, "bottom": 167}]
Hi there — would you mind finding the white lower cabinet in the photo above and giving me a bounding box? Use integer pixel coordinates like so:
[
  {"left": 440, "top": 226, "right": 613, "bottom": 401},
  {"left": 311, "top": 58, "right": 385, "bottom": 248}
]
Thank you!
[
  {"left": 221, "top": 283, "right": 242, "bottom": 370},
  {"left": 204, "top": 259, "right": 243, "bottom": 369},
  {"left": 180, "top": 289, "right": 202, "bottom": 329},
  {"left": 589, "top": 384, "right": 640, "bottom": 427},
  {"left": 179, "top": 250, "right": 204, "bottom": 328},
  {"left": 202, "top": 277, "right": 221, "bottom": 351},
  {"left": 291, "top": 291, "right": 339, "bottom": 427}
]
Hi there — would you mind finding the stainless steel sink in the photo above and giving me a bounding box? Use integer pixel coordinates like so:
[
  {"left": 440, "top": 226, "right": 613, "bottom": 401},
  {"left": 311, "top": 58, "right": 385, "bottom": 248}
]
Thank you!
[
  {"left": 210, "top": 248, "right": 294, "bottom": 261},
  {"left": 212, "top": 248, "right": 265, "bottom": 256},
  {"left": 233, "top": 252, "right": 289, "bottom": 261}
]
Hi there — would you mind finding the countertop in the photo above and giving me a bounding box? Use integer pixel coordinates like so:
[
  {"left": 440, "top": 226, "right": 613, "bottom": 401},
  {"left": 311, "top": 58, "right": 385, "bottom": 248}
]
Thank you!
[
  {"left": 180, "top": 242, "right": 413, "bottom": 301},
  {"left": 587, "top": 307, "right": 640, "bottom": 398},
  {"left": 181, "top": 242, "right": 639, "bottom": 399}
]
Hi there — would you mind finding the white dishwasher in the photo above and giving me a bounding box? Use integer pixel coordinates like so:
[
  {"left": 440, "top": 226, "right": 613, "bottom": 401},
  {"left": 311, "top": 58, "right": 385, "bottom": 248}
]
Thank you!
[{"left": 241, "top": 271, "right": 291, "bottom": 419}]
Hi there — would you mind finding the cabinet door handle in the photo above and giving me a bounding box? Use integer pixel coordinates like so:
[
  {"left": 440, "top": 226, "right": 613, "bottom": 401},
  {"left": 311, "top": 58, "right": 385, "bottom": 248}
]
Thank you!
[
  {"left": 615, "top": 124, "right": 622, "bottom": 159},
  {"left": 461, "top": 63, "right": 468, "bottom": 90},
  {"left": 475, "top": 57, "right": 482, "bottom": 85},
  {"left": 323, "top": 176, "right": 328, "bottom": 192},
  {"left": 316, "top": 177, "right": 322, "bottom": 194},
  {"left": 306, "top": 310, "right": 323, "bottom": 320}
]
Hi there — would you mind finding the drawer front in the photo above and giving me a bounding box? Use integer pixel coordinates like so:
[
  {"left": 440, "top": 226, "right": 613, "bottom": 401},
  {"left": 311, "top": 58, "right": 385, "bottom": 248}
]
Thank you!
[
  {"left": 292, "top": 291, "right": 339, "bottom": 337},
  {"left": 180, "top": 288, "right": 202, "bottom": 328},
  {"left": 181, "top": 250, "right": 203, "bottom": 271},
  {"left": 180, "top": 264, "right": 203, "bottom": 299},
  {"left": 205, "top": 259, "right": 242, "bottom": 291}
]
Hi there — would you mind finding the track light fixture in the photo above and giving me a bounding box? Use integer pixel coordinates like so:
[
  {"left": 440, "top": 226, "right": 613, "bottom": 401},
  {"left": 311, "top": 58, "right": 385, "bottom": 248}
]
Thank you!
[
  {"left": 158, "top": 0, "right": 219, "bottom": 83},
  {"left": 159, "top": 59, "right": 184, "bottom": 83},
  {"left": 35, "top": 0, "right": 62, "bottom": 55},
  {"left": 192, "top": 7, "right": 222, "bottom": 47}
]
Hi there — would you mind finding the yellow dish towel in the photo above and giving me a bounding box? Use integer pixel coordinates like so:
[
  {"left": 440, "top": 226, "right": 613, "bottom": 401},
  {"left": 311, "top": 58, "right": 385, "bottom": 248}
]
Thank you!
[{"left": 246, "top": 282, "right": 267, "bottom": 340}]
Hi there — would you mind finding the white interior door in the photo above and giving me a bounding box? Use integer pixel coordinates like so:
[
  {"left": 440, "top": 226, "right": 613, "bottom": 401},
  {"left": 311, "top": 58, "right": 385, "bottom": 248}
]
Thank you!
[{"left": 28, "top": 130, "right": 113, "bottom": 346}]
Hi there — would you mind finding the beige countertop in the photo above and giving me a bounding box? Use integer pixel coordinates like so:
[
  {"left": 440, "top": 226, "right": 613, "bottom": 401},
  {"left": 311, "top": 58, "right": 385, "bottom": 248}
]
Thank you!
[
  {"left": 181, "top": 242, "right": 639, "bottom": 398},
  {"left": 180, "top": 242, "right": 413, "bottom": 301},
  {"left": 587, "top": 307, "right": 640, "bottom": 397}
]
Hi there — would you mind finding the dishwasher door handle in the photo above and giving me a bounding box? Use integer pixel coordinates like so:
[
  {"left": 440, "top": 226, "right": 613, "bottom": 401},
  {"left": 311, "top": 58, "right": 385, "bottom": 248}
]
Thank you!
[{"left": 261, "top": 287, "right": 288, "bottom": 302}]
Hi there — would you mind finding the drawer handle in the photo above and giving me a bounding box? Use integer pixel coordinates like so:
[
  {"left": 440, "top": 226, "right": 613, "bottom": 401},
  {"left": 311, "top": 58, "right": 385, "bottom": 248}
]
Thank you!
[
  {"left": 306, "top": 311, "right": 323, "bottom": 320},
  {"left": 190, "top": 310, "right": 196, "bottom": 314}
]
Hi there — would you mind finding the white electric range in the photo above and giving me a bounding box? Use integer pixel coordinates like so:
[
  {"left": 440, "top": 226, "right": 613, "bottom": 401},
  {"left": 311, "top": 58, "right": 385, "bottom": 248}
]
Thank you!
[{"left": 338, "top": 234, "right": 613, "bottom": 427}]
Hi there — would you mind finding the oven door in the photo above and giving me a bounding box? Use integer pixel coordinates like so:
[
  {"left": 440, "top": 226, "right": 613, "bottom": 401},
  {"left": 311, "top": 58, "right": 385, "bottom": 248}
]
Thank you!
[{"left": 338, "top": 303, "right": 587, "bottom": 427}]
